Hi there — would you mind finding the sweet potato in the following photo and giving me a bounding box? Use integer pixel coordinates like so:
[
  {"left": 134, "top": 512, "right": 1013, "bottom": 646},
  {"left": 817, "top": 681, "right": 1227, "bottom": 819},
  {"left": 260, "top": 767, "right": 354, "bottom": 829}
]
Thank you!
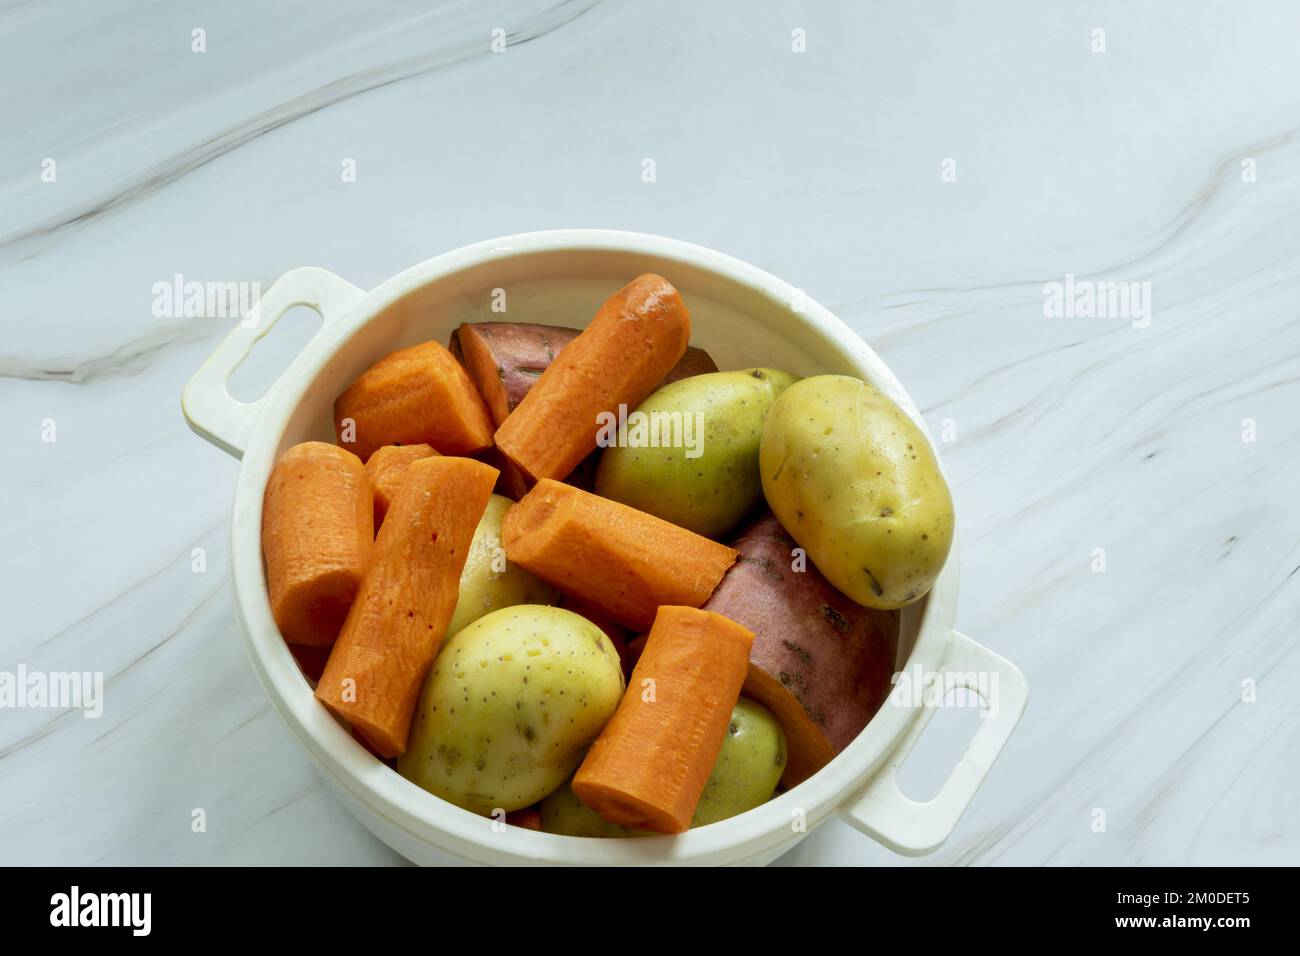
[
  {"left": 702, "top": 512, "right": 899, "bottom": 786},
  {"left": 455, "top": 317, "right": 713, "bottom": 500},
  {"left": 334, "top": 341, "right": 495, "bottom": 462},
  {"left": 663, "top": 345, "right": 719, "bottom": 386},
  {"left": 493, "top": 275, "right": 691, "bottom": 483},
  {"left": 572, "top": 606, "right": 754, "bottom": 833},
  {"left": 451, "top": 321, "right": 718, "bottom": 427},
  {"left": 451, "top": 322, "right": 575, "bottom": 427},
  {"left": 501, "top": 479, "right": 738, "bottom": 632},
  {"left": 364, "top": 443, "right": 439, "bottom": 528},
  {"left": 262, "top": 442, "right": 373, "bottom": 646},
  {"left": 316, "top": 456, "right": 498, "bottom": 757}
]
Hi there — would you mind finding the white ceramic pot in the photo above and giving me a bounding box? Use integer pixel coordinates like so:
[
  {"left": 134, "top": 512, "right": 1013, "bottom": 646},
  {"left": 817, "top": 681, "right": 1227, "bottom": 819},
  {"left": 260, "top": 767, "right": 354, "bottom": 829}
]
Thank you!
[{"left": 182, "top": 229, "right": 1027, "bottom": 866}]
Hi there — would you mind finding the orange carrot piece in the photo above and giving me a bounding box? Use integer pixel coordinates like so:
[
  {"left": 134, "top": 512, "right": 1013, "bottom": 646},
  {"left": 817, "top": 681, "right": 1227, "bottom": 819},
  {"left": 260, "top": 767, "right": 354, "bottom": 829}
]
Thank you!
[
  {"left": 364, "top": 443, "right": 439, "bottom": 529},
  {"left": 352, "top": 726, "right": 396, "bottom": 768},
  {"left": 451, "top": 322, "right": 578, "bottom": 428},
  {"left": 573, "top": 606, "right": 754, "bottom": 833},
  {"left": 475, "top": 445, "right": 533, "bottom": 501},
  {"left": 262, "top": 442, "right": 373, "bottom": 646},
  {"left": 315, "top": 456, "right": 498, "bottom": 757},
  {"left": 450, "top": 321, "right": 718, "bottom": 428},
  {"left": 479, "top": 446, "right": 599, "bottom": 502},
  {"left": 493, "top": 275, "right": 690, "bottom": 483},
  {"left": 334, "top": 341, "right": 495, "bottom": 462},
  {"left": 501, "top": 479, "right": 738, "bottom": 632}
]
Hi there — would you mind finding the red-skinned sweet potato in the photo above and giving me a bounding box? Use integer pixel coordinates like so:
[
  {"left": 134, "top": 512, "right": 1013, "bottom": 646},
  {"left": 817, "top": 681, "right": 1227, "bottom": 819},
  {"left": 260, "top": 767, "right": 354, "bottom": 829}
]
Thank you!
[
  {"left": 502, "top": 479, "right": 738, "bottom": 633},
  {"left": 702, "top": 511, "right": 899, "bottom": 786}
]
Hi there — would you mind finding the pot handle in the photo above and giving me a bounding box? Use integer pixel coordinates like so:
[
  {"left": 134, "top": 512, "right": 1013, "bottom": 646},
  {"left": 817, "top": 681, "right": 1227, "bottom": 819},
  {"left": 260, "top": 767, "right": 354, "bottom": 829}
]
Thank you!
[
  {"left": 181, "top": 267, "right": 364, "bottom": 459},
  {"left": 839, "top": 630, "right": 1028, "bottom": 856}
]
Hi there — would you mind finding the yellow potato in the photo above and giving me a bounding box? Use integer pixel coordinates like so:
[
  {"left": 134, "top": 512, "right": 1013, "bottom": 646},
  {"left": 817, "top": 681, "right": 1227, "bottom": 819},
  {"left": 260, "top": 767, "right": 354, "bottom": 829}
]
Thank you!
[
  {"left": 760, "top": 375, "right": 953, "bottom": 609},
  {"left": 594, "top": 368, "right": 798, "bottom": 539},
  {"left": 398, "top": 605, "right": 624, "bottom": 815},
  {"left": 446, "top": 494, "right": 559, "bottom": 637}
]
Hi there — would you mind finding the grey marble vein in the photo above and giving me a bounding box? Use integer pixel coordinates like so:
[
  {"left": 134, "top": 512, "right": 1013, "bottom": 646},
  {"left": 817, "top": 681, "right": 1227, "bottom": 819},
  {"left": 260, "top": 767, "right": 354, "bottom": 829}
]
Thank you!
[
  {"left": 0, "top": 0, "right": 601, "bottom": 253},
  {"left": 0, "top": 322, "right": 219, "bottom": 384}
]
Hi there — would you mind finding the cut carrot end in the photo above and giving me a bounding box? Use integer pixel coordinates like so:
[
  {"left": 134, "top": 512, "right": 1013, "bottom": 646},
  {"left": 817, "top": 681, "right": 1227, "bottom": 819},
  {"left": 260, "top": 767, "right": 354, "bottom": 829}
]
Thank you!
[
  {"left": 263, "top": 441, "right": 373, "bottom": 647},
  {"left": 315, "top": 456, "right": 499, "bottom": 757},
  {"left": 334, "top": 341, "right": 495, "bottom": 462},
  {"left": 572, "top": 606, "right": 754, "bottom": 834},
  {"left": 493, "top": 274, "right": 691, "bottom": 483},
  {"left": 501, "top": 480, "right": 737, "bottom": 632}
]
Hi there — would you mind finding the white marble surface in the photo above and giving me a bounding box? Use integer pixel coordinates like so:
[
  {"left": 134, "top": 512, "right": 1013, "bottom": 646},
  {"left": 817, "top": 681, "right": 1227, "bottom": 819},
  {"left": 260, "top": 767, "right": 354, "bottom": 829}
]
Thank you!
[{"left": 3, "top": 0, "right": 1298, "bottom": 866}]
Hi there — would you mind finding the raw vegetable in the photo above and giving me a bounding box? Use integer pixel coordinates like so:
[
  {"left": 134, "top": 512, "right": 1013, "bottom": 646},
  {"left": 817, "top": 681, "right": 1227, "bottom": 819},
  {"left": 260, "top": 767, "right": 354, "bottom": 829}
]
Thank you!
[
  {"left": 262, "top": 441, "right": 373, "bottom": 646},
  {"left": 540, "top": 697, "right": 786, "bottom": 836},
  {"left": 539, "top": 782, "right": 640, "bottom": 838},
  {"left": 334, "top": 341, "right": 495, "bottom": 462},
  {"left": 501, "top": 479, "right": 738, "bottom": 632},
  {"left": 760, "top": 374, "right": 954, "bottom": 609},
  {"left": 624, "top": 634, "right": 647, "bottom": 672},
  {"left": 694, "top": 697, "right": 787, "bottom": 825},
  {"left": 352, "top": 726, "right": 394, "bottom": 766},
  {"left": 477, "top": 447, "right": 534, "bottom": 502},
  {"left": 364, "top": 443, "right": 439, "bottom": 528},
  {"left": 450, "top": 321, "right": 718, "bottom": 427},
  {"left": 594, "top": 367, "right": 798, "bottom": 538},
  {"left": 316, "top": 456, "right": 498, "bottom": 757},
  {"left": 446, "top": 493, "right": 559, "bottom": 637},
  {"left": 479, "top": 445, "right": 597, "bottom": 503},
  {"left": 571, "top": 606, "right": 754, "bottom": 834},
  {"left": 703, "top": 513, "right": 897, "bottom": 784},
  {"left": 559, "top": 594, "right": 637, "bottom": 677},
  {"left": 494, "top": 274, "right": 691, "bottom": 483},
  {"left": 451, "top": 322, "right": 576, "bottom": 426},
  {"left": 397, "top": 605, "right": 625, "bottom": 815}
]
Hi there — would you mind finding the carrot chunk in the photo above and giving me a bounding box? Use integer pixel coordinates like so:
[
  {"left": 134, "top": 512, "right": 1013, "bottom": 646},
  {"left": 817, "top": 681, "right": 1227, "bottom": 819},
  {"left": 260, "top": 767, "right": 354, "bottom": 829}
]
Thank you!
[
  {"left": 451, "top": 322, "right": 577, "bottom": 428},
  {"left": 501, "top": 479, "right": 737, "bottom": 632},
  {"left": 493, "top": 275, "right": 690, "bottom": 483},
  {"left": 572, "top": 606, "right": 754, "bottom": 833},
  {"left": 623, "top": 634, "right": 648, "bottom": 673},
  {"left": 334, "top": 341, "right": 495, "bottom": 461},
  {"left": 262, "top": 442, "right": 373, "bottom": 646},
  {"left": 363, "top": 443, "right": 439, "bottom": 529},
  {"left": 315, "top": 456, "right": 498, "bottom": 757}
]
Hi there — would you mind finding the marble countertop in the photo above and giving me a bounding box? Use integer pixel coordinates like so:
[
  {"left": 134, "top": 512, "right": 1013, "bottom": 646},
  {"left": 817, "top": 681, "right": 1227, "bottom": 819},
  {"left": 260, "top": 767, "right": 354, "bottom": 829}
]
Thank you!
[{"left": 3, "top": 0, "right": 1298, "bottom": 866}]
